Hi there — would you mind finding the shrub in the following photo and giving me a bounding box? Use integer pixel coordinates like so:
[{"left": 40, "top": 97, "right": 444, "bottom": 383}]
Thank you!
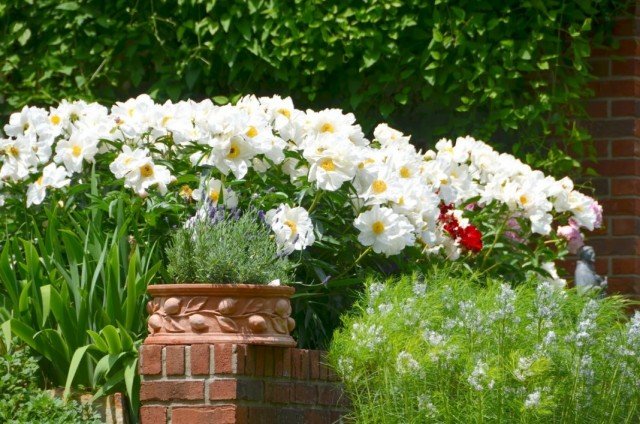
[
  {"left": 0, "top": 1, "right": 629, "bottom": 171},
  {"left": 329, "top": 269, "right": 640, "bottom": 423},
  {"left": 166, "top": 205, "right": 295, "bottom": 284},
  {"left": 0, "top": 347, "right": 101, "bottom": 424}
]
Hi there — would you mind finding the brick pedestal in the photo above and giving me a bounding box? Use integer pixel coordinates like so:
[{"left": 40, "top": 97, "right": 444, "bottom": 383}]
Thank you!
[{"left": 139, "top": 344, "right": 348, "bottom": 424}]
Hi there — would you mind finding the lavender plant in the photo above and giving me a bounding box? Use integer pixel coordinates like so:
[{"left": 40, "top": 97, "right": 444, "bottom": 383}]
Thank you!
[
  {"left": 329, "top": 268, "right": 640, "bottom": 423},
  {"left": 165, "top": 204, "right": 295, "bottom": 285}
]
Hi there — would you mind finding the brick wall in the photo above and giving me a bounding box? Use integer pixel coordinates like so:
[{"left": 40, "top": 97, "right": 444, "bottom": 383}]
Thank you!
[
  {"left": 139, "top": 344, "right": 348, "bottom": 424},
  {"left": 585, "top": 1, "right": 640, "bottom": 299}
]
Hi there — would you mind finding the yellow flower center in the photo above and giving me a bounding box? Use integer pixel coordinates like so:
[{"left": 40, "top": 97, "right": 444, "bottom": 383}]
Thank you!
[
  {"left": 179, "top": 185, "right": 193, "bottom": 199},
  {"left": 440, "top": 178, "right": 448, "bottom": 185},
  {"left": 246, "top": 126, "right": 258, "bottom": 138},
  {"left": 399, "top": 166, "right": 411, "bottom": 178},
  {"left": 50, "top": 115, "right": 61, "bottom": 125},
  {"left": 161, "top": 116, "right": 171, "bottom": 127},
  {"left": 519, "top": 194, "right": 529, "bottom": 206},
  {"left": 371, "top": 179, "right": 387, "bottom": 194},
  {"left": 278, "top": 108, "right": 291, "bottom": 118},
  {"left": 8, "top": 146, "right": 19, "bottom": 157},
  {"left": 209, "top": 189, "right": 220, "bottom": 203},
  {"left": 284, "top": 220, "right": 297, "bottom": 235},
  {"left": 319, "top": 158, "right": 336, "bottom": 172},
  {"left": 227, "top": 143, "right": 240, "bottom": 159},
  {"left": 36, "top": 176, "right": 44, "bottom": 186},
  {"left": 320, "top": 122, "right": 335, "bottom": 133},
  {"left": 22, "top": 123, "right": 29, "bottom": 132},
  {"left": 372, "top": 221, "right": 385, "bottom": 235},
  {"left": 398, "top": 196, "right": 405, "bottom": 206},
  {"left": 128, "top": 108, "right": 135, "bottom": 117},
  {"left": 140, "top": 164, "right": 154, "bottom": 178},
  {"left": 72, "top": 145, "right": 82, "bottom": 157}
]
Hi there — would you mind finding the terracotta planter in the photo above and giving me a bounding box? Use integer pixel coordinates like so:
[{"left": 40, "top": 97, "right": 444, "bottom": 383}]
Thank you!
[{"left": 144, "top": 284, "right": 296, "bottom": 347}]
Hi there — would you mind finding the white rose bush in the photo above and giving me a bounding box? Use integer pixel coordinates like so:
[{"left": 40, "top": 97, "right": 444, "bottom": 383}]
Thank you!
[{"left": 0, "top": 94, "right": 603, "bottom": 348}]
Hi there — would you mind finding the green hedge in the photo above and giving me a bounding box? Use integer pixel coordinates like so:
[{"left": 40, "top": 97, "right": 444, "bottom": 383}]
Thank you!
[{"left": 0, "top": 0, "right": 628, "bottom": 169}]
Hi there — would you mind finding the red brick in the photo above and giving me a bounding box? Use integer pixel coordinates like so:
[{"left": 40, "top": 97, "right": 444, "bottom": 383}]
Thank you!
[
  {"left": 245, "top": 346, "right": 256, "bottom": 375},
  {"left": 292, "top": 349, "right": 302, "bottom": 379},
  {"left": 586, "top": 100, "right": 608, "bottom": 118},
  {"left": 255, "top": 346, "right": 265, "bottom": 376},
  {"left": 264, "top": 347, "right": 274, "bottom": 377},
  {"left": 264, "top": 381, "right": 292, "bottom": 403},
  {"left": 235, "top": 344, "right": 247, "bottom": 374},
  {"left": 309, "top": 350, "right": 321, "bottom": 380},
  {"left": 319, "top": 353, "right": 329, "bottom": 381},
  {"left": 318, "top": 384, "right": 343, "bottom": 406},
  {"left": 139, "top": 345, "right": 162, "bottom": 375},
  {"left": 586, "top": 119, "right": 637, "bottom": 139},
  {"left": 171, "top": 406, "right": 236, "bottom": 424},
  {"left": 612, "top": 59, "right": 640, "bottom": 77},
  {"left": 300, "top": 349, "right": 310, "bottom": 380},
  {"left": 593, "top": 80, "right": 640, "bottom": 97},
  {"left": 236, "top": 406, "right": 249, "bottom": 424},
  {"left": 304, "top": 409, "right": 331, "bottom": 424},
  {"left": 611, "top": 177, "right": 640, "bottom": 195},
  {"left": 214, "top": 344, "right": 234, "bottom": 374},
  {"left": 248, "top": 407, "right": 277, "bottom": 424},
  {"left": 140, "top": 380, "right": 203, "bottom": 401},
  {"left": 611, "top": 139, "right": 640, "bottom": 157},
  {"left": 589, "top": 59, "right": 610, "bottom": 78},
  {"left": 612, "top": 257, "right": 640, "bottom": 274},
  {"left": 611, "top": 100, "right": 638, "bottom": 117},
  {"left": 140, "top": 406, "right": 166, "bottom": 424},
  {"left": 282, "top": 348, "right": 292, "bottom": 378},
  {"left": 274, "top": 347, "right": 285, "bottom": 377},
  {"left": 331, "top": 411, "right": 346, "bottom": 423},
  {"left": 590, "top": 237, "right": 640, "bottom": 256},
  {"left": 608, "top": 276, "right": 640, "bottom": 295},
  {"left": 598, "top": 38, "right": 640, "bottom": 57},
  {"left": 594, "top": 139, "right": 610, "bottom": 158},
  {"left": 210, "top": 378, "right": 237, "bottom": 400},
  {"left": 237, "top": 379, "right": 263, "bottom": 401},
  {"left": 595, "top": 159, "right": 640, "bottom": 177},
  {"left": 612, "top": 217, "right": 640, "bottom": 235},
  {"left": 165, "top": 345, "right": 185, "bottom": 375},
  {"left": 612, "top": 18, "right": 636, "bottom": 37},
  {"left": 293, "top": 382, "right": 317, "bottom": 405},
  {"left": 278, "top": 408, "right": 306, "bottom": 423},
  {"left": 190, "top": 344, "right": 210, "bottom": 375},
  {"left": 601, "top": 198, "right": 640, "bottom": 215}
]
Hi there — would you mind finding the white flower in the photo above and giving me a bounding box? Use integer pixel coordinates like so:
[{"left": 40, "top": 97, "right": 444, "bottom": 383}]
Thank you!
[
  {"left": 524, "top": 391, "right": 542, "bottom": 409},
  {"left": 53, "top": 131, "right": 99, "bottom": 174},
  {"left": 354, "top": 206, "right": 416, "bottom": 256},
  {"left": 265, "top": 204, "right": 315, "bottom": 255},
  {"left": 0, "top": 135, "right": 39, "bottom": 181},
  {"left": 304, "top": 140, "right": 359, "bottom": 191},
  {"left": 110, "top": 147, "right": 173, "bottom": 195},
  {"left": 26, "top": 163, "right": 70, "bottom": 207},
  {"left": 192, "top": 178, "right": 238, "bottom": 208}
]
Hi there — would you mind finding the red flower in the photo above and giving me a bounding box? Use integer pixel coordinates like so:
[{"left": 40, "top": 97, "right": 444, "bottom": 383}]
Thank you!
[
  {"left": 459, "top": 225, "right": 483, "bottom": 253},
  {"left": 437, "top": 202, "right": 483, "bottom": 254}
]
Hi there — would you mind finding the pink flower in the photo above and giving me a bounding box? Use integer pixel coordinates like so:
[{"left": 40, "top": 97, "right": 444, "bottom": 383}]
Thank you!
[
  {"left": 557, "top": 218, "right": 584, "bottom": 254},
  {"left": 590, "top": 201, "right": 603, "bottom": 229}
]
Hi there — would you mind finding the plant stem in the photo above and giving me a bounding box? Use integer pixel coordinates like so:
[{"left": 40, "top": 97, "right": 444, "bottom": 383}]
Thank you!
[
  {"left": 333, "top": 247, "right": 373, "bottom": 281},
  {"left": 307, "top": 191, "right": 324, "bottom": 214}
]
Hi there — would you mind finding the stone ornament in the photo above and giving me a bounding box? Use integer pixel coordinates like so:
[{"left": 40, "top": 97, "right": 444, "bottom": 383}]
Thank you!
[{"left": 145, "top": 284, "right": 296, "bottom": 347}]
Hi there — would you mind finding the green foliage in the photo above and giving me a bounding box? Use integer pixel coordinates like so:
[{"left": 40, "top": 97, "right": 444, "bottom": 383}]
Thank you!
[
  {"left": 330, "top": 269, "right": 640, "bottom": 423},
  {"left": 0, "top": 0, "right": 628, "bottom": 171},
  {"left": 166, "top": 207, "right": 295, "bottom": 285},
  {"left": 0, "top": 347, "right": 101, "bottom": 424},
  {"left": 0, "top": 195, "right": 161, "bottom": 422}
]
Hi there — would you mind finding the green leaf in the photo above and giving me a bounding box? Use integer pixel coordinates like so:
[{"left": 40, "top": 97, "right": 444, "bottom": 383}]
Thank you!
[
  {"left": 101, "top": 325, "right": 123, "bottom": 355},
  {"left": 64, "top": 345, "right": 91, "bottom": 399},
  {"left": 17, "top": 28, "right": 31, "bottom": 46},
  {"left": 56, "top": 2, "right": 80, "bottom": 11}
]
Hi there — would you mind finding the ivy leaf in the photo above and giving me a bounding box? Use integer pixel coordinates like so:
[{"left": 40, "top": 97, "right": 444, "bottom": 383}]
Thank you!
[{"left": 17, "top": 29, "right": 31, "bottom": 46}]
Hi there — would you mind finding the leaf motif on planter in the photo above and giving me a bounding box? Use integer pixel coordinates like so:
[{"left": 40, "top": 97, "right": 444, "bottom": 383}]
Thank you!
[
  {"left": 163, "top": 316, "right": 185, "bottom": 333},
  {"left": 272, "top": 317, "right": 288, "bottom": 334},
  {"left": 242, "top": 298, "right": 266, "bottom": 314},
  {"left": 217, "top": 316, "right": 239, "bottom": 333},
  {"left": 184, "top": 297, "right": 207, "bottom": 313}
]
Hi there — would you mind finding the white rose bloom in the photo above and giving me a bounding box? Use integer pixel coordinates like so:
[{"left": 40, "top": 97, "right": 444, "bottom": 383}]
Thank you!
[
  {"left": 304, "top": 108, "right": 367, "bottom": 147},
  {"left": 265, "top": 204, "right": 315, "bottom": 255},
  {"left": 354, "top": 205, "right": 416, "bottom": 256},
  {"left": 26, "top": 163, "right": 70, "bottom": 207},
  {"left": 54, "top": 131, "right": 99, "bottom": 174},
  {"left": 214, "top": 135, "right": 257, "bottom": 179},
  {"left": 110, "top": 147, "right": 173, "bottom": 195},
  {"left": 4, "top": 106, "right": 48, "bottom": 138},
  {"left": 373, "top": 123, "right": 411, "bottom": 146},
  {"left": 357, "top": 164, "right": 402, "bottom": 206},
  {"left": 304, "top": 140, "right": 358, "bottom": 191},
  {"left": 0, "top": 135, "right": 39, "bottom": 181}
]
